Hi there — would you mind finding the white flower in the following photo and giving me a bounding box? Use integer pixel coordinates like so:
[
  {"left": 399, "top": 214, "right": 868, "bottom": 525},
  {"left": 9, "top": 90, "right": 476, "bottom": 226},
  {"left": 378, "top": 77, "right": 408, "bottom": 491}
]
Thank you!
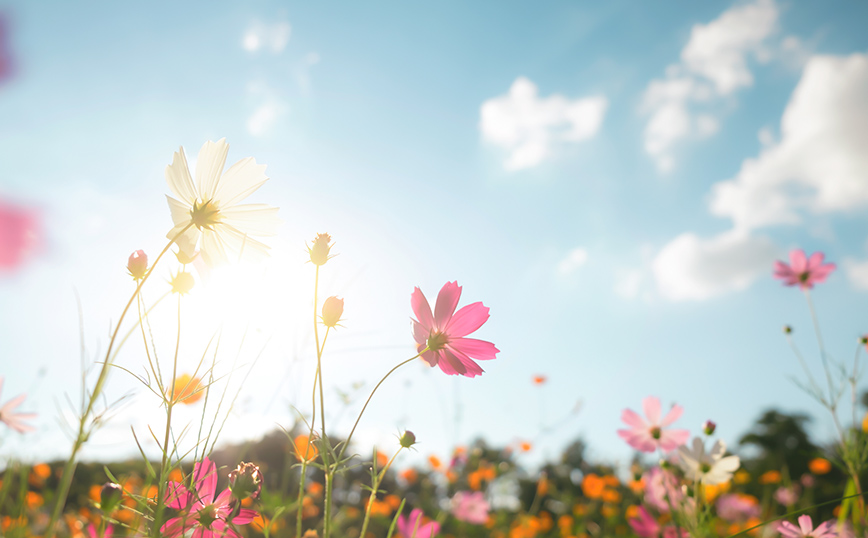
[
  {"left": 677, "top": 437, "right": 740, "bottom": 485},
  {"left": 165, "top": 138, "right": 280, "bottom": 267}
]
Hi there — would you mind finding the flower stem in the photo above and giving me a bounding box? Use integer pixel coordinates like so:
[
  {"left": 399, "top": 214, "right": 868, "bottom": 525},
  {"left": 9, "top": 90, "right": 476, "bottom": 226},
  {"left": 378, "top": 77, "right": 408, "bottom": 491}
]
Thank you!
[{"left": 358, "top": 447, "right": 404, "bottom": 538}]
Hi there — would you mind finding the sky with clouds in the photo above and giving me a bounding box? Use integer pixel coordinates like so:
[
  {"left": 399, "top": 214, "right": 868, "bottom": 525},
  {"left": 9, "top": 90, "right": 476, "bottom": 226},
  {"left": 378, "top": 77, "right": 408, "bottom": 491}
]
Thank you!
[{"left": 2, "top": 0, "right": 868, "bottom": 469}]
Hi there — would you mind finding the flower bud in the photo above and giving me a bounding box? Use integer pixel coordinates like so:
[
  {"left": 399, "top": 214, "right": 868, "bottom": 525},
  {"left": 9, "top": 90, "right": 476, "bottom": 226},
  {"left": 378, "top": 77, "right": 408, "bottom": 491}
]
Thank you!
[
  {"left": 309, "top": 233, "right": 333, "bottom": 266},
  {"left": 175, "top": 248, "right": 199, "bottom": 265},
  {"left": 860, "top": 335, "right": 868, "bottom": 346},
  {"left": 128, "top": 250, "right": 148, "bottom": 280},
  {"left": 702, "top": 420, "right": 716, "bottom": 436},
  {"left": 170, "top": 271, "right": 195, "bottom": 295},
  {"left": 228, "top": 462, "right": 263, "bottom": 501},
  {"left": 321, "top": 296, "right": 344, "bottom": 328},
  {"left": 783, "top": 325, "right": 792, "bottom": 334},
  {"left": 100, "top": 482, "right": 124, "bottom": 513},
  {"left": 399, "top": 430, "right": 417, "bottom": 449}
]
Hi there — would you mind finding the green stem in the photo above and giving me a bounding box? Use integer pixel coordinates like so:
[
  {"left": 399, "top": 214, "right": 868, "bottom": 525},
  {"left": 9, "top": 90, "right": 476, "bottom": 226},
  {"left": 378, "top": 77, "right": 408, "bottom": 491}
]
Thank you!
[{"left": 358, "top": 447, "right": 403, "bottom": 538}]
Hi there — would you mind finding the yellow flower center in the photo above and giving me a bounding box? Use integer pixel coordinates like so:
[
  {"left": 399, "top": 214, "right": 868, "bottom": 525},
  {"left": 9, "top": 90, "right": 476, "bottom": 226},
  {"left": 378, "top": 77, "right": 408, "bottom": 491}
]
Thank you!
[
  {"left": 191, "top": 199, "right": 221, "bottom": 230},
  {"left": 427, "top": 331, "right": 449, "bottom": 351}
]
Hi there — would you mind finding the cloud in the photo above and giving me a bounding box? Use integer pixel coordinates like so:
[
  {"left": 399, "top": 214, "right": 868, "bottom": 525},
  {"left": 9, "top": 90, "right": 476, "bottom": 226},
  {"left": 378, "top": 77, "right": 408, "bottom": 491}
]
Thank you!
[
  {"left": 844, "top": 258, "right": 868, "bottom": 291},
  {"left": 640, "top": 0, "right": 780, "bottom": 172},
  {"left": 557, "top": 247, "right": 589, "bottom": 277},
  {"left": 652, "top": 231, "right": 778, "bottom": 301},
  {"left": 242, "top": 20, "right": 291, "bottom": 53},
  {"left": 246, "top": 81, "right": 287, "bottom": 137},
  {"left": 709, "top": 53, "right": 868, "bottom": 231},
  {"left": 614, "top": 268, "right": 644, "bottom": 299},
  {"left": 480, "top": 77, "right": 608, "bottom": 171}
]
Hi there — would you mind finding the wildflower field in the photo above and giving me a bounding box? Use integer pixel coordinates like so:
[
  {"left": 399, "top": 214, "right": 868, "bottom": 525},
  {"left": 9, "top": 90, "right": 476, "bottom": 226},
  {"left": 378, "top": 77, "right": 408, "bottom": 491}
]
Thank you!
[{"left": 3, "top": 2, "right": 868, "bottom": 538}]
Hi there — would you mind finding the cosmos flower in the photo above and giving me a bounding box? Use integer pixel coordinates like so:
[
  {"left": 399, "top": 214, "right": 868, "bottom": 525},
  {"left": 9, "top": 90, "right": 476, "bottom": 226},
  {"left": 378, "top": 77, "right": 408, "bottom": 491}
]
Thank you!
[
  {"left": 162, "top": 457, "right": 258, "bottom": 538},
  {"left": 617, "top": 396, "right": 690, "bottom": 453},
  {"left": 0, "top": 376, "right": 36, "bottom": 433},
  {"left": 411, "top": 281, "right": 499, "bottom": 377},
  {"left": 450, "top": 491, "right": 490, "bottom": 524},
  {"left": 777, "top": 515, "right": 837, "bottom": 538},
  {"left": 677, "top": 437, "right": 740, "bottom": 485},
  {"left": 643, "top": 466, "right": 682, "bottom": 512},
  {"left": 165, "top": 139, "right": 280, "bottom": 267},
  {"left": 0, "top": 199, "right": 40, "bottom": 272},
  {"left": 628, "top": 506, "right": 659, "bottom": 538},
  {"left": 773, "top": 249, "right": 835, "bottom": 290},
  {"left": 397, "top": 508, "right": 440, "bottom": 538}
]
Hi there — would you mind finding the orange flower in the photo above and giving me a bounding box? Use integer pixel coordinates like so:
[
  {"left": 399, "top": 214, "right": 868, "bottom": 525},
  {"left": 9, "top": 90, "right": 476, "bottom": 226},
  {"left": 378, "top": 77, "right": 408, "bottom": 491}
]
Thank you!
[
  {"left": 365, "top": 498, "right": 391, "bottom": 517},
  {"left": 628, "top": 478, "right": 645, "bottom": 494},
  {"left": 602, "top": 475, "right": 620, "bottom": 487},
  {"left": 572, "top": 503, "right": 587, "bottom": 517},
  {"left": 89, "top": 485, "right": 102, "bottom": 503},
  {"left": 302, "top": 496, "right": 320, "bottom": 518},
  {"left": 145, "top": 485, "right": 158, "bottom": 503},
  {"left": 863, "top": 412, "right": 868, "bottom": 433},
  {"left": 520, "top": 441, "right": 533, "bottom": 452},
  {"left": 346, "top": 506, "right": 361, "bottom": 518},
  {"left": 29, "top": 463, "right": 51, "bottom": 486},
  {"left": 625, "top": 505, "right": 641, "bottom": 520},
  {"left": 581, "top": 473, "right": 605, "bottom": 499},
  {"left": 446, "top": 469, "right": 458, "bottom": 483},
  {"left": 25, "top": 491, "right": 43, "bottom": 509},
  {"left": 375, "top": 451, "right": 389, "bottom": 469},
  {"left": 532, "top": 375, "right": 547, "bottom": 385},
  {"left": 293, "top": 434, "right": 319, "bottom": 463},
  {"left": 601, "top": 505, "right": 617, "bottom": 518},
  {"left": 307, "top": 481, "right": 324, "bottom": 496},
  {"left": 734, "top": 471, "right": 751, "bottom": 484},
  {"left": 808, "top": 458, "right": 832, "bottom": 475},
  {"left": 601, "top": 489, "right": 621, "bottom": 504},
  {"left": 168, "top": 468, "right": 185, "bottom": 483},
  {"left": 537, "top": 475, "right": 550, "bottom": 497},
  {"left": 703, "top": 481, "right": 730, "bottom": 502},
  {"left": 171, "top": 374, "right": 204, "bottom": 404},
  {"left": 252, "top": 514, "right": 279, "bottom": 533},
  {"left": 558, "top": 514, "right": 574, "bottom": 530},
  {"left": 385, "top": 494, "right": 402, "bottom": 509},
  {"left": 428, "top": 455, "right": 442, "bottom": 470},
  {"left": 400, "top": 468, "right": 418, "bottom": 484},
  {"left": 758, "top": 470, "right": 781, "bottom": 485}
]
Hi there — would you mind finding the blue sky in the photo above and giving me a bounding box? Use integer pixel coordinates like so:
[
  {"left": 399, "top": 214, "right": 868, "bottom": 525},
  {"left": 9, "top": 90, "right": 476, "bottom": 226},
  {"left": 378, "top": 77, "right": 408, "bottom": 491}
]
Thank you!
[{"left": 2, "top": 0, "right": 868, "bottom": 471}]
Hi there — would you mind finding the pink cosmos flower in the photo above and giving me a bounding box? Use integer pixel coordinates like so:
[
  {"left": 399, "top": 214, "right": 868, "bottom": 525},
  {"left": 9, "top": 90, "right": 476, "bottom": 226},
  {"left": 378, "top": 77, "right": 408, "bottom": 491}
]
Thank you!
[
  {"left": 628, "top": 506, "right": 659, "bottom": 538},
  {"left": 773, "top": 249, "right": 836, "bottom": 290},
  {"left": 716, "top": 493, "right": 760, "bottom": 522},
  {"left": 774, "top": 485, "right": 800, "bottom": 507},
  {"left": 0, "top": 199, "right": 41, "bottom": 272},
  {"left": 643, "top": 467, "right": 682, "bottom": 512},
  {"left": 451, "top": 491, "right": 490, "bottom": 524},
  {"left": 86, "top": 523, "right": 113, "bottom": 538},
  {"left": 162, "top": 457, "right": 258, "bottom": 538},
  {"left": 618, "top": 396, "right": 689, "bottom": 453},
  {"left": 0, "top": 376, "right": 36, "bottom": 433},
  {"left": 397, "top": 508, "right": 440, "bottom": 538},
  {"left": 777, "top": 515, "right": 837, "bottom": 538},
  {"left": 411, "top": 282, "right": 499, "bottom": 378}
]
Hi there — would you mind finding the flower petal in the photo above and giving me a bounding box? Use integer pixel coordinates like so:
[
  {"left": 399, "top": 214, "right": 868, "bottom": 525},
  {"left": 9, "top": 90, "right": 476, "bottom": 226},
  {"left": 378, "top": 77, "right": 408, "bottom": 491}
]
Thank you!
[
  {"left": 166, "top": 196, "right": 192, "bottom": 228},
  {"left": 437, "top": 350, "right": 467, "bottom": 376},
  {"left": 448, "top": 337, "right": 499, "bottom": 361},
  {"left": 217, "top": 224, "right": 272, "bottom": 262},
  {"left": 658, "top": 429, "right": 690, "bottom": 451},
  {"left": 420, "top": 348, "right": 439, "bottom": 367},
  {"left": 620, "top": 408, "right": 647, "bottom": 429},
  {"left": 0, "top": 393, "right": 25, "bottom": 413},
  {"left": 200, "top": 229, "right": 230, "bottom": 268},
  {"left": 165, "top": 482, "right": 191, "bottom": 509},
  {"left": 214, "top": 157, "right": 268, "bottom": 207},
  {"left": 165, "top": 147, "right": 197, "bottom": 205},
  {"left": 195, "top": 139, "right": 229, "bottom": 202},
  {"left": 797, "top": 515, "right": 814, "bottom": 535},
  {"left": 434, "top": 281, "right": 462, "bottom": 329},
  {"left": 789, "top": 249, "right": 807, "bottom": 273},
  {"left": 412, "top": 320, "right": 428, "bottom": 347},
  {"left": 445, "top": 346, "right": 484, "bottom": 378},
  {"left": 642, "top": 396, "right": 662, "bottom": 425},
  {"left": 660, "top": 404, "right": 683, "bottom": 427},
  {"left": 220, "top": 204, "right": 280, "bottom": 237},
  {"left": 193, "top": 457, "right": 218, "bottom": 504},
  {"left": 444, "top": 302, "right": 490, "bottom": 338},
  {"left": 411, "top": 287, "right": 435, "bottom": 329},
  {"left": 233, "top": 509, "right": 259, "bottom": 525}
]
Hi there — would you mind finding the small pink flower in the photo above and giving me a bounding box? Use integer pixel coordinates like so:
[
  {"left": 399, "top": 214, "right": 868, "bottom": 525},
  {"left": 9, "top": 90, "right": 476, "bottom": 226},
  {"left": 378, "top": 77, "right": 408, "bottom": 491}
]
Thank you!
[
  {"left": 716, "top": 493, "right": 760, "bottom": 522},
  {"left": 774, "top": 485, "right": 800, "bottom": 507},
  {"left": 451, "top": 491, "right": 489, "bottom": 524},
  {"left": 628, "top": 506, "right": 659, "bottom": 538},
  {"left": 0, "top": 199, "right": 40, "bottom": 272},
  {"left": 643, "top": 467, "right": 682, "bottom": 512},
  {"left": 397, "top": 508, "right": 440, "bottom": 538},
  {"left": 773, "top": 249, "right": 836, "bottom": 290},
  {"left": 411, "top": 282, "right": 499, "bottom": 378},
  {"left": 161, "top": 457, "right": 258, "bottom": 538},
  {"left": 777, "top": 515, "right": 837, "bottom": 538},
  {"left": 0, "top": 376, "right": 36, "bottom": 433},
  {"left": 86, "top": 524, "right": 113, "bottom": 538},
  {"left": 618, "top": 396, "right": 689, "bottom": 453}
]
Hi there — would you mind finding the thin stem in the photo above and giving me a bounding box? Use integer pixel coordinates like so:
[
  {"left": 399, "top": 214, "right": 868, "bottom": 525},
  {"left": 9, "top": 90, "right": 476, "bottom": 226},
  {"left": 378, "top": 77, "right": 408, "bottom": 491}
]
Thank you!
[
  {"left": 804, "top": 290, "right": 836, "bottom": 406},
  {"left": 312, "top": 265, "right": 335, "bottom": 538},
  {"left": 359, "top": 447, "right": 404, "bottom": 538}
]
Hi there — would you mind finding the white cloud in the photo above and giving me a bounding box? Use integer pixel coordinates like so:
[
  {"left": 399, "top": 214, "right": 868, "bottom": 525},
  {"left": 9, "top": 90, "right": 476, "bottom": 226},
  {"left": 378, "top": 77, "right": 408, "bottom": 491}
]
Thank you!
[
  {"left": 652, "top": 231, "right": 778, "bottom": 301},
  {"left": 557, "top": 247, "right": 589, "bottom": 277},
  {"left": 242, "top": 20, "right": 291, "bottom": 53},
  {"left": 844, "top": 258, "right": 868, "bottom": 291},
  {"left": 246, "top": 81, "right": 287, "bottom": 137},
  {"left": 480, "top": 77, "right": 608, "bottom": 171},
  {"left": 709, "top": 53, "right": 868, "bottom": 231},
  {"left": 614, "top": 268, "right": 644, "bottom": 299}
]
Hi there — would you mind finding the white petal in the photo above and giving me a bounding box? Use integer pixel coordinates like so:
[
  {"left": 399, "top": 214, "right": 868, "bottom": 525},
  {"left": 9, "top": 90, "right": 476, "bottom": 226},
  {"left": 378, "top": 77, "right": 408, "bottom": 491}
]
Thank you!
[
  {"left": 221, "top": 204, "right": 280, "bottom": 236},
  {"left": 166, "top": 195, "right": 192, "bottom": 228},
  {"left": 709, "top": 440, "right": 726, "bottom": 460},
  {"left": 715, "top": 455, "right": 741, "bottom": 473},
  {"left": 167, "top": 224, "right": 200, "bottom": 257},
  {"left": 200, "top": 229, "right": 229, "bottom": 267},
  {"left": 214, "top": 157, "right": 268, "bottom": 207},
  {"left": 195, "top": 138, "right": 229, "bottom": 202},
  {"left": 219, "top": 225, "right": 271, "bottom": 262},
  {"left": 165, "top": 147, "right": 197, "bottom": 205}
]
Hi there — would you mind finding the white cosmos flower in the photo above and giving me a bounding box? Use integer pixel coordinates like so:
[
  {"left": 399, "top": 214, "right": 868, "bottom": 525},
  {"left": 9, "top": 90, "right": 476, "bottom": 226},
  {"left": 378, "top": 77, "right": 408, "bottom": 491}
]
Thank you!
[
  {"left": 165, "top": 138, "right": 280, "bottom": 267},
  {"left": 677, "top": 437, "right": 740, "bottom": 485}
]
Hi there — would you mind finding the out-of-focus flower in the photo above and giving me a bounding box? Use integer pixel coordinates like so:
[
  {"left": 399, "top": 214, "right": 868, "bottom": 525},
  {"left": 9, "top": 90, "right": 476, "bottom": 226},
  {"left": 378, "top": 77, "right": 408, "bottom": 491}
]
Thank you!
[
  {"left": 773, "top": 249, "right": 835, "bottom": 290},
  {"left": 399, "top": 430, "right": 416, "bottom": 449},
  {"left": 519, "top": 440, "right": 532, "bottom": 452},
  {"left": 164, "top": 139, "right": 279, "bottom": 267},
  {"left": 702, "top": 420, "right": 716, "bottom": 435},
  {"left": 292, "top": 434, "right": 318, "bottom": 463},
  {"left": 643, "top": 467, "right": 681, "bottom": 512},
  {"left": 759, "top": 470, "right": 782, "bottom": 484},
  {"left": 0, "top": 199, "right": 40, "bottom": 272},
  {"left": 0, "top": 15, "right": 12, "bottom": 84},
  {"left": 127, "top": 250, "right": 148, "bottom": 280},
  {"left": 451, "top": 491, "right": 490, "bottom": 524},
  {"left": 0, "top": 376, "right": 35, "bottom": 433},
  {"left": 733, "top": 470, "right": 751, "bottom": 484},
  {"left": 170, "top": 374, "right": 204, "bottom": 404},
  {"left": 716, "top": 493, "right": 760, "bottom": 522},
  {"left": 428, "top": 455, "right": 442, "bottom": 470},
  {"left": 532, "top": 375, "right": 547, "bottom": 385},
  {"left": 170, "top": 271, "right": 195, "bottom": 294},
  {"left": 628, "top": 506, "right": 659, "bottom": 538},
  {"left": 777, "top": 515, "right": 837, "bottom": 538},
  {"left": 99, "top": 482, "right": 124, "bottom": 513},
  {"left": 308, "top": 233, "right": 333, "bottom": 266},
  {"left": 774, "top": 486, "right": 800, "bottom": 507},
  {"left": 411, "top": 281, "right": 499, "bottom": 377},
  {"left": 677, "top": 437, "right": 740, "bottom": 485},
  {"left": 321, "top": 296, "right": 344, "bottom": 328},
  {"left": 397, "top": 508, "right": 440, "bottom": 538},
  {"left": 582, "top": 473, "right": 605, "bottom": 500},
  {"left": 808, "top": 458, "right": 832, "bottom": 475},
  {"left": 800, "top": 473, "right": 816, "bottom": 488},
  {"left": 162, "top": 457, "right": 258, "bottom": 538},
  {"left": 617, "top": 396, "right": 690, "bottom": 453},
  {"left": 228, "top": 462, "right": 263, "bottom": 501},
  {"left": 86, "top": 523, "right": 113, "bottom": 538}
]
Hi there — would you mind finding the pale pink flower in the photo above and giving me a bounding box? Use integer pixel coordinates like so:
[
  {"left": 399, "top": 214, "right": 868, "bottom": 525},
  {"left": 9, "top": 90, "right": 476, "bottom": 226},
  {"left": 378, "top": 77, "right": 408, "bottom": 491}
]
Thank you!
[
  {"left": 774, "top": 485, "right": 800, "bottom": 507},
  {"left": 0, "top": 199, "right": 40, "bottom": 272},
  {"left": 0, "top": 376, "right": 36, "bottom": 433},
  {"left": 628, "top": 506, "right": 659, "bottom": 538},
  {"left": 161, "top": 457, "right": 258, "bottom": 538},
  {"left": 411, "top": 282, "right": 499, "bottom": 378},
  {"left": 716, "top": 493, "right": 760, "bottom": 522},
  {"left": 643, "top": 467, "right": 682, "bottom": 512},
  {"left": 773, "top": 249, "right": 835, "bottom": 290},
  {"left": 618, "top": 397, "right": 689, "bottom": 453},
  {"left": 777, "top": 515, "right": 837, "bottom": 538},
  {"left": 397, "top": 508, "right": 440, "bottom": 538},
  {"left": 451, "top": 491, "right": 489, "bottom": 524}
]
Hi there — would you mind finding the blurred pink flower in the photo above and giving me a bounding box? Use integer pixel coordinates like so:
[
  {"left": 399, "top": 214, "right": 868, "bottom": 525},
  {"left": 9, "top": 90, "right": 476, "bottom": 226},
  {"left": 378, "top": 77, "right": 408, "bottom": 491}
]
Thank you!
[
  {"left": 643, "top": 467, "right": 682, "bottom": 512},
  {"left": 617, "top": 396, "right": 690, "bottom": 453},
  {"left": 397, "top": 508, "right": 440, "bottom": 538},
  {"left": 0, "top": 199, "right": 40, "bottom": 271},
  {"left": 0, "top": 15, "right": 12, "bottom": 84},
  {"left": 451, "top": 491, "right": 489, "bottom": 524},
  {"left": 628, "top": 506, "right": 659, "bottom": 538},
  {"left": 716, "top": 493, "right": 760, "bottom": 522},
  {"left": 162, "top": 457, "right": 257, "bottom": 538},
  {"left": 777, "top": 515, "right": 837, "bottom": 538},
  {"left": 86, "top": 523, "right": 113, "bottom": 538},
  {"left": 0, "top": 376, "right": 36, "bottom": 433},
  {"left": 774, "top": 485, "right": 800, "bottom": 507},
  {"left": 411, "top": 281, "right": 499, "bottom": 378},
  {"left": 773, "top": 249, "right": 835, "bottom": 290}
]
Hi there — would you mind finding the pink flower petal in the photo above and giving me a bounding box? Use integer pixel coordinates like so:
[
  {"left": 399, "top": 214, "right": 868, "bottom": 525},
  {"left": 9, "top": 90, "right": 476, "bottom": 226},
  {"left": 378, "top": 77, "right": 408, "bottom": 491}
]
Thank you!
[
  {"left": 411, "top": 287, "right": 435, "bottom": 329},
  {"left": 232, "top": 508, "right": 259, "bottom": 525},
  {"left": 447, "top": 347, "right": 485, "bottom": 378},
  {"left": 806, "top": 251, "right": 825, "bottom": 270},
  {"left": 776, "top": 521, "right": 801, "bottom": 538},
  {"left": 643, "top": 396, "right": 662, "bottom": 425},
  {"left": 160, "top": 517, "right": 189, "bottom": 538},
  {"left": 436, "top": 351, "right": 462, "bottom": 375},
  {"left": 789, "top": 249, "right": 807, "bottom": 273},
  {"left": 193, "top": 457, "right": 217, "bottom": 504},
  {"left": 412, "top": 320, "right": 429, "bottom": 346},
  {"left": 445, "top": 302, "right": 490, "bottom": 338},
  {"left": 165, "top": 482, "right": 191, "bottom": 509},
  {"left": 659, "top": 404, "right": 683, "bottom": 427},
  {"left": 448, "top": 338, "right": 499, "bottom": 361},
  {"left": 434, "top": 281, "right": 462, "bottom": 329},
  {"left": 658, "top": 429, "right": 690, "bottom": 451},
  {"left": 420, "top": 348, "right": 439, "bottom": 367},
  {"left": 0, "top": 393, "right": 26, "bottom": 414},
  {"left": 620, "top": 408, "right": 647, "bottom": 429},
  {"left": 797, "top": 515, "right": 814, "bottom": 535}
]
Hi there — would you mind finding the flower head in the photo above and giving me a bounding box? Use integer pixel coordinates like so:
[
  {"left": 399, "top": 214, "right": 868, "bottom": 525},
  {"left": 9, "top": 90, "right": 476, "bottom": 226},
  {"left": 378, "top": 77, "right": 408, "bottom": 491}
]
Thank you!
[
  {"left": 677, "top": 437, "right": 740, "bottom": 485},
  {"left": 411, "top": 281, "right": 499, "bottom": 377},
  {"left": 399, "top": 430, "right": 417, "bottom": 449},
  {"left": 170, "top": 374, "right": 204, "bottom": 405},
  {"left": 643, "top": 466, "right": 682, "bottom": 512},
  {"left": 228, "top": 462, "right": 263, "bottom": 501},
  {"left": 0, "top": 376, "right": 36, "bottom": 433},
  {"left": 617, "top": 396, "right": 690, "bottom": 453},
  {"left": 170, "top": 271, "right": 195, "bottom": 295},
  {"left": 716, "top": 493, "right": 760, "bottom": 522},
  {"left": 777, "top": 515, "right": 837, "bottom": 538},
  {"left": 774, "top": 249, "right": 835, "bottom": 290},
  {"left": 165, "top": 139, "right": 279, "bottom": 268},
  {"left": 628, "top": 506, "right": 659, "bottom": 538},
  {"left": 308, "top": 233, "right": 333, "bottom": 266},
  {"left": 321, "top": 296, "right": 344, "bottom": 328},
  {"left": 451, "top": 491, "right": 489, "bottom": 524},
  {"left": 397, "top": 508, "right": 440, "bottom": 538},
  {"left": 127, "top": 250, "right": 148, "bottom": 280},
  {"left": 99, "top": 482, "right": 124, "bottom": 513}
]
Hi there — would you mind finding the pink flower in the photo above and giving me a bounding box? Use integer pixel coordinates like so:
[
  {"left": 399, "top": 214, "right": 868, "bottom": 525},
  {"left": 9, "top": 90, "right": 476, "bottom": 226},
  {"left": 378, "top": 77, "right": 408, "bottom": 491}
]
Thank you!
[
  {"left": 86, "top": 524, "right": 113, "bottom": 538},
  {"left": 774, "top": 485, "right": 800, "bottom": 507},
  {"left": 628, "top": 506, "right": 659, "bottom": 538},
  {"left": 777, "top": 515, "right": 837, "bottom": 538},
  {"left": 618, "top": 397, "right": 689, "bottom": 453},
  {"left": 643, "top": 467, "right": 682, "bottom": 512},
  {"left": 773, "top": 249, "right": 836, "bottom": 290},
  {"left": 397, "top": 508, "right": 440, "bottom": 538},
  {"left": 411, "top": 282, "right": 499, "bottom": 378},
  {"left": 716, "top": 493, "right": 760, "bottom": 522},
  {"left": 451, "top": 491, "right": 489, "bottom": 524},
  {"left": 161, "top": 457, "right": 258, "bottom": 538},
  {"left": 0, "top": 15, "right": 12, "bottom": 84},
  {"left": 0, "top": 376, "right": 36, "bottom": 433},
  {"left": 0, "top": 199, "right": 40, "bottom": 272}
]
